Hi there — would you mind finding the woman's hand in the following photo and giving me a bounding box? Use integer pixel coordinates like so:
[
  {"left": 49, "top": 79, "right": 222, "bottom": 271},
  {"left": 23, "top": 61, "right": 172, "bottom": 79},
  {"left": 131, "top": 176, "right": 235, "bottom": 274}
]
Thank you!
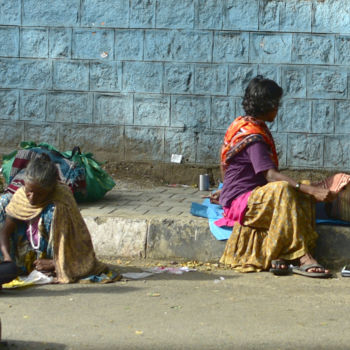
[
  {"left": 264, "top": 168, "right": 338, "bottom": 202},
  {"left": 209, "top": 190, "right": 221, "bottom": 204},
  {"left": 309, "top": 187, "right": 337, "bottom": 202},
  {"left": 33, "top": 259, "right": 55, "bottom": 272},
  {"left": 0, "top": 216, "right": 16, "bottom": 263},
  {"left": 1, "top": 254, "right": 12, "bottom": 263}
]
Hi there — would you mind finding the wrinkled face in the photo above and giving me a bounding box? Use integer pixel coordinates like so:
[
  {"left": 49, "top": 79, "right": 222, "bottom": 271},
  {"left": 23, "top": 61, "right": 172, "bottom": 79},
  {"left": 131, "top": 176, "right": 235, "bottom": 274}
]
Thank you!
[{"left": 24, "top": 181, "right": 53, "bottom": 205}]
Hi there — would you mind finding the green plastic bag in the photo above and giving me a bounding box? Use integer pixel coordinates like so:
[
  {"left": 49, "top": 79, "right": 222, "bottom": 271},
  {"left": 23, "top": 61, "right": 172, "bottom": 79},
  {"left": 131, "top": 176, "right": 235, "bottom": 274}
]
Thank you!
[
  {"left": 2, "top": 149, "right": 17, "bottom": 185},
  {"left": 68, "top": 151, "right": 116, "bottom": 202},
  {"left": 2, "top": 142, "right": 115, "bottom": 202}
]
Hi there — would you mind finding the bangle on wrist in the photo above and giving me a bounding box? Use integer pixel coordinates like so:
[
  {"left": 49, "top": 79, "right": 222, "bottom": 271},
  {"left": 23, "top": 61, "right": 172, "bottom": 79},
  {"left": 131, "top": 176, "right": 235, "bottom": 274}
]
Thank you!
[{"left": 295, "top": 182, "right": 301, "bottom": 190}]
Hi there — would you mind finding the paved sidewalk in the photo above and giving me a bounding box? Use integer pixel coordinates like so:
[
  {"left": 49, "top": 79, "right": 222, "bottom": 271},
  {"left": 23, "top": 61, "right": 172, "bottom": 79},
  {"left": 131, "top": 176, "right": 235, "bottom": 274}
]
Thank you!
[
  {"left": 79, "top": 185, "right": 350, "bottom": 269},
  {"left": 79, "top": 185, "right": 204, "bottom": 219}
]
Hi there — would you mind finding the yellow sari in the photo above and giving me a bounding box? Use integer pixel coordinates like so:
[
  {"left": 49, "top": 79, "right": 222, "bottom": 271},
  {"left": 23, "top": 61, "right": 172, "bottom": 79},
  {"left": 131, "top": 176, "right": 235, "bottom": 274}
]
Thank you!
[{"left": 6, "top": 183, "right": 108, "bottom": 283}]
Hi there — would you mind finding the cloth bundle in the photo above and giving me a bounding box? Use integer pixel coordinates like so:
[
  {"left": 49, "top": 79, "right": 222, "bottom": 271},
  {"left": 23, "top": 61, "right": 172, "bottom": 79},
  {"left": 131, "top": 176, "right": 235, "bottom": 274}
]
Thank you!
[{"left": 316, "top": 173, "right": 350, "bottom": 222}]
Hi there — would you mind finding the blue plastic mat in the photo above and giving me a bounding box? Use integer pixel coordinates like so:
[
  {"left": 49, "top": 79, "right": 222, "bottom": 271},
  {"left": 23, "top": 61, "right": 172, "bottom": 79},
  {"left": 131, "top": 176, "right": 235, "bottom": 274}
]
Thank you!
[{"left": 190, "top": 199, "right": 232, "bottom": 240}]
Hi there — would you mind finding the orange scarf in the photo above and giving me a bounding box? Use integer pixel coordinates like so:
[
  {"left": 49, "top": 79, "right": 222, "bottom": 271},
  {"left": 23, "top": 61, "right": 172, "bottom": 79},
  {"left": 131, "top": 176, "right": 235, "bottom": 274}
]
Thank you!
[{"left": 221, "top": 116, "right": 278, "bottom": 169}]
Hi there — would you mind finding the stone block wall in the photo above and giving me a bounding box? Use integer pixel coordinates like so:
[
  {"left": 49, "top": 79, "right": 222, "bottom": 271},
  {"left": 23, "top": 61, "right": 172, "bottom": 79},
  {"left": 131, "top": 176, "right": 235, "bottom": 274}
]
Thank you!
[{"left": 0, "top": 0, "right": 350, "bottom": 169}]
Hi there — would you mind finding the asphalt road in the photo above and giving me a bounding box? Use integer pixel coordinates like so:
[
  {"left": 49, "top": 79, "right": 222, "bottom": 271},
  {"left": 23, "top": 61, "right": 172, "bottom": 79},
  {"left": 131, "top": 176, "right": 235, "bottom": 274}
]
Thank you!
[{"left": 1, "top": 261, "right": 350, "bottom": 350}]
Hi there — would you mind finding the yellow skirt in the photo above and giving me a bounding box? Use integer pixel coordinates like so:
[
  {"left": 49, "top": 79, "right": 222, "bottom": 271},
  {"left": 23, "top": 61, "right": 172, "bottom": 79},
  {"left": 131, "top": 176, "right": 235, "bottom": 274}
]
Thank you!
[{"left": 220, "top": 181, "right": 318, "bottom": 272}]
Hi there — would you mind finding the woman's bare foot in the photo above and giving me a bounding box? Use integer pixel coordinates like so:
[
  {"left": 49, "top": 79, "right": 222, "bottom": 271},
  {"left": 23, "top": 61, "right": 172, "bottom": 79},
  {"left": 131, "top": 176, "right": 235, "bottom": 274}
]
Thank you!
[
  {"left": 299, "top": 253, "right": 330, "bottom": 274},
  {"left": 33, "top": 259, "right": 55, "bottom": 273}
]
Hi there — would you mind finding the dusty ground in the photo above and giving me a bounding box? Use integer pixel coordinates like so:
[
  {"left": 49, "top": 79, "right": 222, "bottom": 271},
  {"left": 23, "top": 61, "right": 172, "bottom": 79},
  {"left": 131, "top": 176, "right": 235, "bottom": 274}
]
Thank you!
[
  {"left": 1, "top": 258, "right": 350, "bottom": 350},
  {"left": 1, "top": 166, "right": 349, "bottom": 349}
]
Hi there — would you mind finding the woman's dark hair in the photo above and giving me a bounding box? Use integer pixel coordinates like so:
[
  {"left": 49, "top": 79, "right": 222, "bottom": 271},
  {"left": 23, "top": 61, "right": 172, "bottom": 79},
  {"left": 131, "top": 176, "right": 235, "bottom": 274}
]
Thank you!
[
  {"left": 242, "top": 75, "right": 283, "bottom": 117},
  {"left": 25, "top": 154, "right": 58, "bottom": 189}
]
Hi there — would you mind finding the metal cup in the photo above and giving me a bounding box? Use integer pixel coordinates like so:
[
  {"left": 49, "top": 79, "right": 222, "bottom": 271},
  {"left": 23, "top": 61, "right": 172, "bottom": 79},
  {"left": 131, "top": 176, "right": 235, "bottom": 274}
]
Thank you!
[{"left": 199, "top": 174, "right": 210, "bottom": 191}]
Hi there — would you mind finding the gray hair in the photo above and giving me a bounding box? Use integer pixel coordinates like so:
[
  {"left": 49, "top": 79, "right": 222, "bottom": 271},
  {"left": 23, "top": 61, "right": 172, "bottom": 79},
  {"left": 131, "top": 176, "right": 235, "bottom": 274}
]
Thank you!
[{"left": 25, "top": 154, "right": 58, "bottom": 189}]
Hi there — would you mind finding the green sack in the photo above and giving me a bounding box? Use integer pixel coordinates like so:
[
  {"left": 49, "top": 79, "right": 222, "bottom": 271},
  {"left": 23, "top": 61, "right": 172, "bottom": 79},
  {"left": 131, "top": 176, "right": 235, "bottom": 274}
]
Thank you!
[
  {"left": 69, "top": 151, "right": 116, "bottom": 202},
  {"left": 2, "top": 142, "right": 115, "bottom": 202},
  {"left": 2, "top": 149, "right": 17, "bottom": 185}
]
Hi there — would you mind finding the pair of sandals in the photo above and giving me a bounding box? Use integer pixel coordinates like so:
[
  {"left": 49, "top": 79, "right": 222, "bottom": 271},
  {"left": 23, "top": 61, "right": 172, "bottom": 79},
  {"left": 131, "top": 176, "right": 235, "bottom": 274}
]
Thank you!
[{"left": 270, "top": 259, "right": 332, "bottom": 278}]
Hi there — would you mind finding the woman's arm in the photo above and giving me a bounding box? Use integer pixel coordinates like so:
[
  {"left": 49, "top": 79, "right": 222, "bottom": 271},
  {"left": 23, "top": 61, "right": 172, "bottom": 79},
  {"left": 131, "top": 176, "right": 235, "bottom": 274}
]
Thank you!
[
  {"left": 264, "top": 168, "right": 337, "bottom": 202},
  {"left": 0, "top": 216, "right": 16, "bottom": 261}
]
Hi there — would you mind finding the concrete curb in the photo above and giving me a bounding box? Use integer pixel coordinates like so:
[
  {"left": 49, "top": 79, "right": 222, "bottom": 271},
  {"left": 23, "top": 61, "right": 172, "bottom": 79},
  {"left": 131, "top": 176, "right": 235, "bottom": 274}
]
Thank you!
[
  {"left": 81, "top": 187, "right": 350, "bottom": 269},
  {"left": 85, "top": 214, "right": 225, "bottom": 262}
]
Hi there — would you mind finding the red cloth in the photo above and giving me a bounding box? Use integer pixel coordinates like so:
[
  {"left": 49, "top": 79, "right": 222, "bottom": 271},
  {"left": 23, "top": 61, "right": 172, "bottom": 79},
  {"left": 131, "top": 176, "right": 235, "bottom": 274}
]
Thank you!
[
  {"left": 221, "top": 116, "right": 278, "bottom": 171},
  {"left": 215, "top": 191, "right": 252, "bottom": 227}
]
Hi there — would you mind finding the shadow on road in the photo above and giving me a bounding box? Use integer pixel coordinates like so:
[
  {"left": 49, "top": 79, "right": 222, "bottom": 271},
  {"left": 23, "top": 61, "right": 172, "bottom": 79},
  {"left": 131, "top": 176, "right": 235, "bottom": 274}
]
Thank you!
[
  {"left": 0, "top": 340, "right": 66, "bottom": 349},
  {"left": 0, "top": 284, "right": 139, "bottom": 298}
]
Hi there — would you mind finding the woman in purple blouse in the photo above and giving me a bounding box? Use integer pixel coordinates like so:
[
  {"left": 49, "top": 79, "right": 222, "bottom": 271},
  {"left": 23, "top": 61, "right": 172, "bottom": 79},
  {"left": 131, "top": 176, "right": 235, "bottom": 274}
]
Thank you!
[{"left": 215, "top": 76, "right": 335, "bottom": 278}]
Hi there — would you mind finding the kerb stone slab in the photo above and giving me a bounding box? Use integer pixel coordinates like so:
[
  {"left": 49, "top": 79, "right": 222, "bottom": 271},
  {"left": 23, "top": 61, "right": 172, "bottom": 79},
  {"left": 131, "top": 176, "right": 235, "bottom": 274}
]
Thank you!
[
  {"left": 146, "top": 217, "right": 225, "bottom": 262},
  {"left": 85, "top": 216, "right": 148, "bottom": 258}
]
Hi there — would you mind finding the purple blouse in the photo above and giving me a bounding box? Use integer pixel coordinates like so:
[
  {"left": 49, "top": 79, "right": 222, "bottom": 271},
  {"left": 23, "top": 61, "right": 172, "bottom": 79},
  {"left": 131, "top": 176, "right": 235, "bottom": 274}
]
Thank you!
[{"left": 219, "top": 141, "right": 277, "bottom": 207}]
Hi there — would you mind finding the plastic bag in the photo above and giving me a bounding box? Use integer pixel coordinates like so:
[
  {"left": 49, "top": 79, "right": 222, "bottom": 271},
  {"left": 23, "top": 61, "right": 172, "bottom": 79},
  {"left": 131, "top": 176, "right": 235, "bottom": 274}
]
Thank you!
[
  {"left": 2, "top": 142, "right": 115, "bottom": 202},
  {"left": 66, "top": 149, "right": 115, "bottom": 202}
]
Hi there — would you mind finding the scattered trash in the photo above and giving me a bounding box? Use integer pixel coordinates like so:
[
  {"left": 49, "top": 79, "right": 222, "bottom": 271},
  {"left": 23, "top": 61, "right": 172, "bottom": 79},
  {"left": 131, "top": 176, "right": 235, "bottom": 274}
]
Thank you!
[
  {"left": 179, "top": 266, "right": 197, "bottom": 273},
  {"left": 213, "top": 276, "right": 225, "bottom": 284},
  {"left": 170, "top": 305, "right": 182, "bottom": 310},
  {"left": 341, "top": 265, "right": 350, "bottom": 277},
  {"left": 167, "top": 184, "right": 190, "bottom": 188},
  {"left": 122, "top": 272, "right": 154, "bottom": 280},
  {"left": 101, "top": 51, "right": 108, "bottom": 58},
  {"left": 146, "top": 266, "right": 196, "bottom": 275},
  {"left": 147, "top": 293, "right": 160, "bottom": 297},
  {"left": 122, "top": 267, "right": 197, "bottom": 279},
  {"left": 3, "top": 270, "right": 53, "bottom": 289},
  {"left": 171, "top": 154, "right": 183, "bottom": 163},
  {"left": 135, "top": 330, "right": 143, "bottom": 335}
]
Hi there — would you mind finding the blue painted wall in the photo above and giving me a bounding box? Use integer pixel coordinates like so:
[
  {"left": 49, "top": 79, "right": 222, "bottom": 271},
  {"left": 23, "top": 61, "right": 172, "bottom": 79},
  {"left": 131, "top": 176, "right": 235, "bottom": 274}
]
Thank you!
[{"left": 0, "top": 0, "right": 349, "bottom": 169}]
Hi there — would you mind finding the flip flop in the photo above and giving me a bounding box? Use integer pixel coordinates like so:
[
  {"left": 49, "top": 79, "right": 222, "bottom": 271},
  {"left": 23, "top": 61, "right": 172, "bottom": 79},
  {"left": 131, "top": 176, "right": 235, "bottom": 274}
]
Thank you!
[
  {"left": 269, "top": 259, "right": 290, "bottom": 276},
  {"left": 292, "top": 263, "right": 332, "bottom": 278}
]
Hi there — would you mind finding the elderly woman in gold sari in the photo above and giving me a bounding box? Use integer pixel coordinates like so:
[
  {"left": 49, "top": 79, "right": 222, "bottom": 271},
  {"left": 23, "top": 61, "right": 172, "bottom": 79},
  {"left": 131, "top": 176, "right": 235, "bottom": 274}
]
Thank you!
[
  {"left": 0, "top": 154, "right": 119, "bottom": 284},
  {"left": 215, "top": 76, "right": 335, "bottom": 278}
]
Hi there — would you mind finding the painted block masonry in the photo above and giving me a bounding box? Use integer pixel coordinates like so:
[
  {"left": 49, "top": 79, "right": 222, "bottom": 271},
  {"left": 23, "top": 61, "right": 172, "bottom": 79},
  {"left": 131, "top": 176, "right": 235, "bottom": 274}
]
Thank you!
[{"left": 0, "top": 0, "right": 349, "bottom": 169}]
